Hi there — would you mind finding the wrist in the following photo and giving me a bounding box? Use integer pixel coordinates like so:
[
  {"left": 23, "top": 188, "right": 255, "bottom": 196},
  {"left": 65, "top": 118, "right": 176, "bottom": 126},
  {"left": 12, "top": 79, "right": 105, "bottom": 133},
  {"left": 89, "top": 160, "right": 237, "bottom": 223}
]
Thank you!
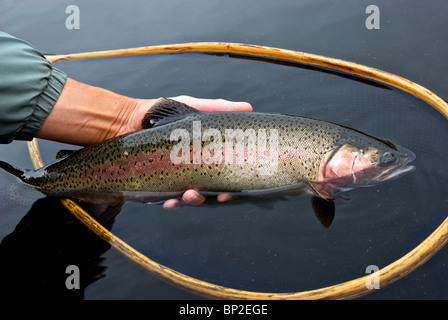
[{"left": 115, "top": 98, "right": 157, "bottom": 137}]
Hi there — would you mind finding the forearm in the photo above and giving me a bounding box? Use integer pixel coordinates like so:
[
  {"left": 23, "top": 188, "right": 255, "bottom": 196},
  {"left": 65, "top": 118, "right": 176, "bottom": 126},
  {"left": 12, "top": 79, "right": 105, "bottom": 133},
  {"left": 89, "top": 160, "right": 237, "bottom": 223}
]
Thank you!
[
  {"left": 35, "top": 78, "right": 149, "bottom": 146},
  {"left": 35, "top": 79, "right": 253, "bottom": 146}
]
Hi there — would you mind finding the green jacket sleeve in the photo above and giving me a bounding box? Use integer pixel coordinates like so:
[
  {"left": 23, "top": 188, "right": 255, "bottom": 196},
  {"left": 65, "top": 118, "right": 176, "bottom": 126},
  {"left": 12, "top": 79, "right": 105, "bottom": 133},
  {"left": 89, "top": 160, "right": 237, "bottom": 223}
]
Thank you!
[{"left": 0, "top": 32, "right": 67, "bottom": 143}]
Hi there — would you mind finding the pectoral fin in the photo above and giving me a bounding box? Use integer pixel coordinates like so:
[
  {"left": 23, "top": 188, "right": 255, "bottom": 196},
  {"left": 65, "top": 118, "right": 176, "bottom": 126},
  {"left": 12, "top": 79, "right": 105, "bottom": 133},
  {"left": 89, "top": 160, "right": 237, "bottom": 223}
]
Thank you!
[
  {"left": 311, "top": 196, "right": 335, "bottom": 228},
  {"left": 307, "top": 182, "right": 336, "bottom": 200}
]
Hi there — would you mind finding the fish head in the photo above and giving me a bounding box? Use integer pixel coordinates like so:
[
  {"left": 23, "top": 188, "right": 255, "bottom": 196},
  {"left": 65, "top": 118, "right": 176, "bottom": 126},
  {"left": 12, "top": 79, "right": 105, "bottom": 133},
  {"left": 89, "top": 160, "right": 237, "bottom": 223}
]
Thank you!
[{"left": 319, "top": 137, "right": 416, "bottom": 189}]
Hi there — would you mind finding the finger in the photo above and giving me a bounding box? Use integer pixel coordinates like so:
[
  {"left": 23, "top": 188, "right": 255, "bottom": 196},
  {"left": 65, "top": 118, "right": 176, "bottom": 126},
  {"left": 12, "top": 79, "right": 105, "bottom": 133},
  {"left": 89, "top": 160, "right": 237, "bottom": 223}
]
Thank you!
[
  {"left": 170, "top": 95, "right": 253, "bottom": 113},
  {"left": 182, "top": 189, "right": 206, "bottom": 206},
  {"left": 163, "top": 198, "right": 181, "bottom": 210},
  {"left": 217, "top": 193, "right": 237, "bottom": 202}
]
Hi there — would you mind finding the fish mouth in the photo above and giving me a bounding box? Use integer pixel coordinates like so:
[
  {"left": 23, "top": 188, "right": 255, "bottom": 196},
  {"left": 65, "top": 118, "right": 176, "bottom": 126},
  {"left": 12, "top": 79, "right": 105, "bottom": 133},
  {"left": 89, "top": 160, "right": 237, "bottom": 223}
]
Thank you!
[
  {"left": 377, "top": 148, "right": 416, "bottom": 181},
  {"left": 378, "top": 164, "right": 415, "bottom": 181}
]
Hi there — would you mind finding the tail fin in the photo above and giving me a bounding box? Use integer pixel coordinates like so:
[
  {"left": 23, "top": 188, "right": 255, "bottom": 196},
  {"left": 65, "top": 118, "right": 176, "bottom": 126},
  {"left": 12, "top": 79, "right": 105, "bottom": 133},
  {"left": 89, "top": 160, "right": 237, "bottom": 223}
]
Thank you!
[
  {"left": 0, "top": 160, "right": 26, "bottom": 180},
  {"left": 0, "top": 161, "right": 42, "bottom": 208}
]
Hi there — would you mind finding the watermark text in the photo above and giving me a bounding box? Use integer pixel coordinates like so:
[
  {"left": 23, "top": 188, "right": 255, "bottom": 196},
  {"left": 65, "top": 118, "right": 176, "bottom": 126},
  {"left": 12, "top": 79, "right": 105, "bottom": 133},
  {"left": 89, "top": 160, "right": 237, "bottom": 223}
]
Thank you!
[
  {"left": 365, "top": 264, "right": 380, "bottom": 289},
  {"left": 65, "top": 5, "right": 80, "bottom": 30},
  {"left": 365, "top": 5, "right": 380, "bottom": 30},
  {"left": 170, "top": 121, "right": 279, "bottom": 175},
  {"left": 65, "top": 264, "right": 80, "bottom": 289}
]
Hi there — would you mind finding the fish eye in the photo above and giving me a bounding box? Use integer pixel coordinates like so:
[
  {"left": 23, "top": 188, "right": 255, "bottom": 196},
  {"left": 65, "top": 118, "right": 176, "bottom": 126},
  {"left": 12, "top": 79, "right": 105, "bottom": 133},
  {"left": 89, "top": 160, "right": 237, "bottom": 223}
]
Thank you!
[{"left": 378, "top": 152, "right": 395, "bottom": 166}]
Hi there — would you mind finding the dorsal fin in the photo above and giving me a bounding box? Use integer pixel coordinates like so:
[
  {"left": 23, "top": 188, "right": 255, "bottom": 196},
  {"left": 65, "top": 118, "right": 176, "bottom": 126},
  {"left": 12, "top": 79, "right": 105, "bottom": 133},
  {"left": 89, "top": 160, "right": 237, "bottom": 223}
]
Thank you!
[{"left": 141, "top": 98, "right": 199, "bottom": 129}]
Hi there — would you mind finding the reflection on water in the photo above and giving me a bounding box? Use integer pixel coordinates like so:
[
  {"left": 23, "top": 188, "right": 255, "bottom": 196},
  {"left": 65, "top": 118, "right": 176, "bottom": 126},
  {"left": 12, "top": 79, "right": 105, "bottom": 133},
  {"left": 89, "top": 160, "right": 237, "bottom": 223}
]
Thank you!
[{"left": 0, "top": 198, "right": 110, "bottom": 299}]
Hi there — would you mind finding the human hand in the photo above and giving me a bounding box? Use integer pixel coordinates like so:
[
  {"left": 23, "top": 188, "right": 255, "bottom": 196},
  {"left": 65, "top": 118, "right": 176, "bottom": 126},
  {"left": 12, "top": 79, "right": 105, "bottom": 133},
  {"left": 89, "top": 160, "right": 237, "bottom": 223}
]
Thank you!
[{"left": 122, "top": 95, "right": 253, "bottom": 134}]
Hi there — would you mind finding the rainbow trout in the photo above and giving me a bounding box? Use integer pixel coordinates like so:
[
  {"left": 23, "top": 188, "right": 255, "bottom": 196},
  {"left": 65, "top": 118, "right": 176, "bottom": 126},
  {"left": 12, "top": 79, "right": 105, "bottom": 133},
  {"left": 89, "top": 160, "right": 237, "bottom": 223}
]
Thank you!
[{"left": 1, "top": 98, "right": 415, "bottom": 205}]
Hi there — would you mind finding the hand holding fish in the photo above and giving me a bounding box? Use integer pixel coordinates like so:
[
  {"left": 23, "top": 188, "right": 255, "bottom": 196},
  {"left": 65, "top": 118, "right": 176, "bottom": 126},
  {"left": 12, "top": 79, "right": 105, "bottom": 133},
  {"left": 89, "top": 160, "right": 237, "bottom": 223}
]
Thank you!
[{"left": 35, "top": 78, "right": 252, "bottom": 209}]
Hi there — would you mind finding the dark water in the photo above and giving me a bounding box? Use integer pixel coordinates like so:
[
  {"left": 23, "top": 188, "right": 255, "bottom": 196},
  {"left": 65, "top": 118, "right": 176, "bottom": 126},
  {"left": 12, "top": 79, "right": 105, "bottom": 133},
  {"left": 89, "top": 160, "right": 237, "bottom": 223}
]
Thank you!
[{"left": 1, "top": 0, "right": 448, "bottom": 300}]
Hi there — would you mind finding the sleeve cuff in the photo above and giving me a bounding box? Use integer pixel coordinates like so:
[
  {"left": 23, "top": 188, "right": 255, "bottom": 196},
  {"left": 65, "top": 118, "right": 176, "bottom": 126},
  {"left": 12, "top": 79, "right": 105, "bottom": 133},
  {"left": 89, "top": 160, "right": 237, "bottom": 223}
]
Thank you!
[{"left": 14, "top": 66, "right": 67, "bottom": 141}]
